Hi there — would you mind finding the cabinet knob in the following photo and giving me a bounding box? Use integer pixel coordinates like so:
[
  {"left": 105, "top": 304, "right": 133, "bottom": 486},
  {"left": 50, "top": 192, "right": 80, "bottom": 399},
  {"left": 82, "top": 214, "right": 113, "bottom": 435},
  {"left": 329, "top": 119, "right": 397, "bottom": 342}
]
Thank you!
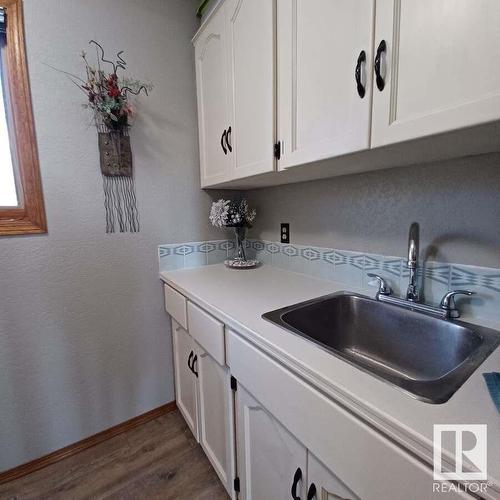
[
  {"left": 192, "top": 355, "right": 198, "bottom": 378},
  {"left": 187, "top": 350, "right": 194, "bottom": 372},
  {"left": 307, "top": 483, "right": 317, "bottom": 500},
  {"left": 355, "top": 50, "right": 366, "bottom": 98},
  {"left": 226, "top": 126, "right": 232, "bottom": 152},
  {"left": 221, "top": 130, "right": 228, "bottom": 155},
  {"left": 374, "top": 40, "right": 387, "bottom": 91},
  {"left": 291, "top": 467, "right": 302, "bottom": 500}
]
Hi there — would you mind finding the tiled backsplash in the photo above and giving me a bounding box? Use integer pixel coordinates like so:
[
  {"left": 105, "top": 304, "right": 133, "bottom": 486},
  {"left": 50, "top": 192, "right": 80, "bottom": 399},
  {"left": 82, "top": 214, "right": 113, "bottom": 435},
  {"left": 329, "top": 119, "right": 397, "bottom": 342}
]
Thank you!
[
  {"left": 159, "top": 240, "right": 234, "bottom": 271},
  {"left": 159, "top": 239, "right": 500, "bottom": 321}
]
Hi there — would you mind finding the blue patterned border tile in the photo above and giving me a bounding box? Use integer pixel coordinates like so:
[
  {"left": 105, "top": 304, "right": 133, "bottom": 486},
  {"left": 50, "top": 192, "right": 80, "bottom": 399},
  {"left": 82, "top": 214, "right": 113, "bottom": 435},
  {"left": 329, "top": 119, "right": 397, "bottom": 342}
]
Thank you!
[
  {"left": 159, "top": 239, "right": 231, "bottom": 272},
  {"left": 333, "top": 250, "right": 364, "bottom": 287},
  {"left": 451, "top": 265, "right": 500, "bottom": 293},
  {"left": 159, "top": 246, "right": 172, "bottom": 258},
  {"left": 283, "top": 244, "right": 299, "bottom": 257},
  {"left": 288, "top": 245, "right": 333, "bottom": 278},
  {"left": 322, "top": 249, "right": 336, "bottom": 265},
  {"left": 272, "top": 244, "right": 291, "bottom": 270},
  {"left": 418, "top": 263, "right": 451, "bottom": 305},
  {"left": 364, "top": 254, "right": 403, "bottom": 295},
  {"left": 266, "top": 242, "right": 281, "bottom": 254},
  {"left": 450, "top": 265, "right": 500, "bottom": 319}
]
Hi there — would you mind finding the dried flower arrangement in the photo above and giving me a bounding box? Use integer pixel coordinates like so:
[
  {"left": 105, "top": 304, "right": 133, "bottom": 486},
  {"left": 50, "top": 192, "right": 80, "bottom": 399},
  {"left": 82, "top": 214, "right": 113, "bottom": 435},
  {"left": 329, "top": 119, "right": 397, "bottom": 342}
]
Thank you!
[
  {"left": 209, "top": 199, "right": 256, "bottom": 228},
  {"left": 52, "top": 41, "right": 153, "bottom": 233},
  {"left": 75, "top": 41, "right": 153, "bottom": 132},
  {"left": 209, "top": 199, "right": 258, "bottom": 268}
]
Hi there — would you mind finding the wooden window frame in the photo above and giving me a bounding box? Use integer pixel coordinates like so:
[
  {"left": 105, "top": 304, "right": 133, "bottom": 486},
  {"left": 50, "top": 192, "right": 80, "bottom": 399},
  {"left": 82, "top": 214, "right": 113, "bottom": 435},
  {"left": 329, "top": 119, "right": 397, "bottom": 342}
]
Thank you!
[{"left": 0, "top": 0, "right": 46, "bottom": 235}]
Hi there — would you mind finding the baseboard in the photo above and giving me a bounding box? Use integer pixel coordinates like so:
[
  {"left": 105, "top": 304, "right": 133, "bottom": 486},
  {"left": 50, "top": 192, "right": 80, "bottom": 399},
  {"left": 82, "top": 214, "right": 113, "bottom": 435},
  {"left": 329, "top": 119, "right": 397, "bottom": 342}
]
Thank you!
[{"left": 0, "top": 400, "right": 177, "bottom": 485}]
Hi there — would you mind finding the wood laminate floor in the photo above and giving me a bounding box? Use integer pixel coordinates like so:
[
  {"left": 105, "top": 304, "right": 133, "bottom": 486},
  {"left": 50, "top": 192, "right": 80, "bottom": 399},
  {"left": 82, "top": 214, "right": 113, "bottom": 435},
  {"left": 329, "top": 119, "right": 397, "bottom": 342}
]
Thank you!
[{"left": 0, "top": 410, "right": 229, "bottom": 500}]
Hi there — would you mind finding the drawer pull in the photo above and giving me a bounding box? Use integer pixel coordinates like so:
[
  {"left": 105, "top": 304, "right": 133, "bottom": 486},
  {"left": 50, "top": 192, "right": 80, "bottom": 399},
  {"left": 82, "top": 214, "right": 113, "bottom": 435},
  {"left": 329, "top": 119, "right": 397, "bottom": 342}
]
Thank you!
[
  {"left": 306, "top": 483, "right": 316, "bottom": 500},
  {"left": 291, "top": 467, "right": 302, "bottom": 500}
]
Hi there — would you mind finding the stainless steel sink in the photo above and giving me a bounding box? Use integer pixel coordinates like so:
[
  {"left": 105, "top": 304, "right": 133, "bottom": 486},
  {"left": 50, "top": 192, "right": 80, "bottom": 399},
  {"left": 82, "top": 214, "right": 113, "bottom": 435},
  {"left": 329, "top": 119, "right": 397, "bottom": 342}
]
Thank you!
[{"left": 263, "top": 292, "right": 500, "bottom": 403}]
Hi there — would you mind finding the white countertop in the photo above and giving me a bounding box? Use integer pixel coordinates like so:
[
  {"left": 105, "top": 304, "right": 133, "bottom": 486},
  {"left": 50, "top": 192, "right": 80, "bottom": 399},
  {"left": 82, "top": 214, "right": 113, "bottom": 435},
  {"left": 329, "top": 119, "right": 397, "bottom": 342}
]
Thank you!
[{"left": 160, "top": 264, "right": 500, "bottom": 494}]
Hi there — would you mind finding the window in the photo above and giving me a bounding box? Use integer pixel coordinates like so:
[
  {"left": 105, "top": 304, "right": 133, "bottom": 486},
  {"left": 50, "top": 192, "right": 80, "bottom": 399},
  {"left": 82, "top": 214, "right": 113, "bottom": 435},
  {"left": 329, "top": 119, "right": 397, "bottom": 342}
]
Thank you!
[{"left": 0, "top": 0, "right": 46, "bottom": 235}]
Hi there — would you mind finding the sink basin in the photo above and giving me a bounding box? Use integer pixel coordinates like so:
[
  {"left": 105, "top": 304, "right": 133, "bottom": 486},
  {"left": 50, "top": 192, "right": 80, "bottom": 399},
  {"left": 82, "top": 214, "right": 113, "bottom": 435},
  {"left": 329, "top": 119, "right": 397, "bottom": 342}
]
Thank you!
[{"left": 263, "top": 292, "right": 500, "bottom": 403}]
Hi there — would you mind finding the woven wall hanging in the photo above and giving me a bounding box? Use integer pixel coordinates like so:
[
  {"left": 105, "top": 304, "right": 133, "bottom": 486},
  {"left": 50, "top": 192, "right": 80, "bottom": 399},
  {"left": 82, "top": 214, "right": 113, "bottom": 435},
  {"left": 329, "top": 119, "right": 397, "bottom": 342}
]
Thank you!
[
  {"left": 97, "top": 121, "right": 138, "bottom": 233},
  {"left": 53, "top": 40, "right": 152, "bottom": 233}
]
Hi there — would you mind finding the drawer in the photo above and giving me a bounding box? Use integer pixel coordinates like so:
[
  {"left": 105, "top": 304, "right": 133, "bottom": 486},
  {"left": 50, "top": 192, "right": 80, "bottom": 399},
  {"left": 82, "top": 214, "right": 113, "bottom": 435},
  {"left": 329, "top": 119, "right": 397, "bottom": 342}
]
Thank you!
[
  {"left": 227, "top": 330, "right": 469, "bottom": 500},
  {"left": 187, "top": 301, "right": 225, "bottom": 365},
  {"left": 164, "top": 285, "right": 187, "bottom": 330}
]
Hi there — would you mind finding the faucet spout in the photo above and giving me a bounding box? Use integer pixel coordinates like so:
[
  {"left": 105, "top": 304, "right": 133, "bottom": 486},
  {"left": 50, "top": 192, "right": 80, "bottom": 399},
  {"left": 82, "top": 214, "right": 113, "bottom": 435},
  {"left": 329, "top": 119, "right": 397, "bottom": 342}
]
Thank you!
[{"left": 406, "top": 222, "right": 420, "bottom": 302}]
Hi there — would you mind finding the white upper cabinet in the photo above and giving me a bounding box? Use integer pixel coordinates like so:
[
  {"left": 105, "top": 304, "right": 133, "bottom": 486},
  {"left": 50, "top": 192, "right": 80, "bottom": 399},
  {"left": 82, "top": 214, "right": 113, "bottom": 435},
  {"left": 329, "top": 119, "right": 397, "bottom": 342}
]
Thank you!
[
  {"left": 225, "top": 0, "right": 276, "bottom": 179},
  {"left": 277, "top": 0, "right": 375, "bottom": 169},
  {"left": 371, "top": 0, "right": 500, "bottom": 147},
  {"left": 194, "top": 0, "right": 275, "bottom": 187},
  {"left": 194, "top": 0, "right": 500, "bottom": 188},
  {"left": 195, "top": 5, "right": 232, "bottom": 187}
]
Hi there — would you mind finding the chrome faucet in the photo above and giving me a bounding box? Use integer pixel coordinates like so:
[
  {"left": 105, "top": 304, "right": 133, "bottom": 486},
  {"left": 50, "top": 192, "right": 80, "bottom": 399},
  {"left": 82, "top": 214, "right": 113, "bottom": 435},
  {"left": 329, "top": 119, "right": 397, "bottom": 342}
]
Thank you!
[
  {"left": 367, "top": 223, "right": 475, "bottom": 319},
  {"left": 406, "top": 222, "right": 420, "bottom": 302}
]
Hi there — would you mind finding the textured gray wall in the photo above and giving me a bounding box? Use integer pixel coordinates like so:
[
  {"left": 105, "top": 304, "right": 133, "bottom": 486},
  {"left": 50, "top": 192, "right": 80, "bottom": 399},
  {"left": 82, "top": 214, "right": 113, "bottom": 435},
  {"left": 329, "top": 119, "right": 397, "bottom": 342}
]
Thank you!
[
  {"left": 246, "top": 153, "right": 500, "bottom": 268},
  {"left": 0, "top": 0, "right": 224, "bottom": 471}
]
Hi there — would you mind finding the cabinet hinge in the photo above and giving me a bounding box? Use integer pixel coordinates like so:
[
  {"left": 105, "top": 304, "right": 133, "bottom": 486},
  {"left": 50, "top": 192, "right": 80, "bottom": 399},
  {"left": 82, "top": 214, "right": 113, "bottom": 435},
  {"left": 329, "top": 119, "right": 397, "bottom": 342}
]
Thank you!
[
  {"left": 230, "top": 376, "right": 237, "bottom": 391},
  {"left": 234, "top": 477, "right": 240, "bottom": 492},
  {"left": 274, "top": 141, "right": 281, "bottom": 160}
]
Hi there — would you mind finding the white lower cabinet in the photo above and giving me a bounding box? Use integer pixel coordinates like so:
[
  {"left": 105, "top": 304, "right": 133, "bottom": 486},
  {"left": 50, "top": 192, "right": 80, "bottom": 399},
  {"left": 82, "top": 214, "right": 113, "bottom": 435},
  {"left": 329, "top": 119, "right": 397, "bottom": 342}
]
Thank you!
[
  {"left": 228, "top": 329, "right": 471, "bottom": 500},
  {"left": 171, "top": 318, "right": 235, "bottom": 497},
  {"left": 197, "top": 348, "right": 236, "bottom": 495},
  {"left": 307, "top": 453, "right": 360, "bottom": 500},
  {"left": 235, "top": 383, "right": 359, "bottom": 500},
  {"left": 169, "top": 293, "right": 473, "bottom": 500},
  {"left": 235, "top": 384, "right": 307, "bottom": 500},
  {"left": 172, "top": 320, "right": 199, "bottom": 440}
]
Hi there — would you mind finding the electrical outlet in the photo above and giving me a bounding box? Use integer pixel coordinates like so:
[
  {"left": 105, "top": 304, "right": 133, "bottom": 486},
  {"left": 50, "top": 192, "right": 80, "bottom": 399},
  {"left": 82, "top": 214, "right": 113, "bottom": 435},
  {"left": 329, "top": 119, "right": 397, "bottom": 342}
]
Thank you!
[{"left": 280, "top": 223, "right": 290, "bottom": 244}]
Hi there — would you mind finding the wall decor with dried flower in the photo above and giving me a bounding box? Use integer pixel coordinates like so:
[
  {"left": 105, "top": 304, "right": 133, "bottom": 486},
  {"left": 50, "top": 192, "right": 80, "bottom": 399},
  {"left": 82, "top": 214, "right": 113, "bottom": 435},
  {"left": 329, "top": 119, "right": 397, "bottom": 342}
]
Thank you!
[{"left": 53, "top": 41, "right": 153, "bottom": 233}]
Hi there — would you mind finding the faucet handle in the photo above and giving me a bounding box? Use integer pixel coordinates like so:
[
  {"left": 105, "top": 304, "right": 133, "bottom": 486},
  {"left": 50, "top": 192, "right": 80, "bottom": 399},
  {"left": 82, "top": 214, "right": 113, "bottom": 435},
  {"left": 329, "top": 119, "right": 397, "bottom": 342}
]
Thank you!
[
  {"left": 367, "top": 273, "right": 392, "bottom": 296},
  {"left": 440, "top": 290, "right": 475, "bottom": 319}
]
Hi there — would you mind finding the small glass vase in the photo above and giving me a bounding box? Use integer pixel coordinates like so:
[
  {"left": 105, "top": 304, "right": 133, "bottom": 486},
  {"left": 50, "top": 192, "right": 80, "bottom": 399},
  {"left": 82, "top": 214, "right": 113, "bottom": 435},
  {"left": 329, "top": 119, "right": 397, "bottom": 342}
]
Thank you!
[{"left": 224, "top": 225, "right": 258, "bottom": 269}]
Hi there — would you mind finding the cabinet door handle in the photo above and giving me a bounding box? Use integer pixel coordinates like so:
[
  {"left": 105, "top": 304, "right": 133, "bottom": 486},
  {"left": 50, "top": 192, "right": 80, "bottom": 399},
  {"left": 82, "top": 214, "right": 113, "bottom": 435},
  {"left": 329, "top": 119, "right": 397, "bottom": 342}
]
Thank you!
[
  {"left": 291, "top": 467, "right": 302, "bottom": 500},
  {"left": 226, "top": 126, "right": 232, "bottom": 152},
  {"left": 221, "top": 130, "right": 228, "bottom": 154},
  {"left": 306, "top": 483, "right": 316, "bottom": 500},
  {"left": 187, "top": 350, "right": 194, "bottom": 372},
  {"left": 374, "top": 40, "right": 387, "bottom": 91},
  {"left": 355, "top": 50, "right": 366, "bottom": 98},
  {"left": 192, "top": 355, "right": 198, "bottom": 377}
]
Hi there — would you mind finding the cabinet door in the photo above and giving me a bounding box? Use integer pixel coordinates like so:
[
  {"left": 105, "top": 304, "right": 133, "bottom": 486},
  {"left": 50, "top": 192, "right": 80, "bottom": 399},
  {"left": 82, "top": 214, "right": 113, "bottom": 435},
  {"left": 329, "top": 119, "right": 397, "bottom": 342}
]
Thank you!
[
  {"left": 194, "top": 5, "right": 232, "bottom": 187},
  {"left": 277, "top": 0, "right": 374, "bottom": 169},
  {"left": 235, "top": 384, "right": 307, "bottom": 500},
  {"left": 225, "top": 0, "right": 276, "bottom": 179},
  {"left": 307, "top": 453, "right": 360, "bottom": 500},
  {"left": 371, "top": 0, "right": 500, "bottom": 147},
  {"left": 197, "top": 349, "right": 236, "bottom": 497},
  {"left": 172, "top": 320, "right": 198, "bottom": 440}
]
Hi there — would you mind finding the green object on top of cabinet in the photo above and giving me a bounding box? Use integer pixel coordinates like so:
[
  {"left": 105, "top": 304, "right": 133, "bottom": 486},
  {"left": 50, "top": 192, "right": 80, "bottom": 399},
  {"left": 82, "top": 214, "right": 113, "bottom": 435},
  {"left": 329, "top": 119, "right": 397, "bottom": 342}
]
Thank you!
[{"left": 196, "top": 0, "right": 212, "bottom": 18}]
